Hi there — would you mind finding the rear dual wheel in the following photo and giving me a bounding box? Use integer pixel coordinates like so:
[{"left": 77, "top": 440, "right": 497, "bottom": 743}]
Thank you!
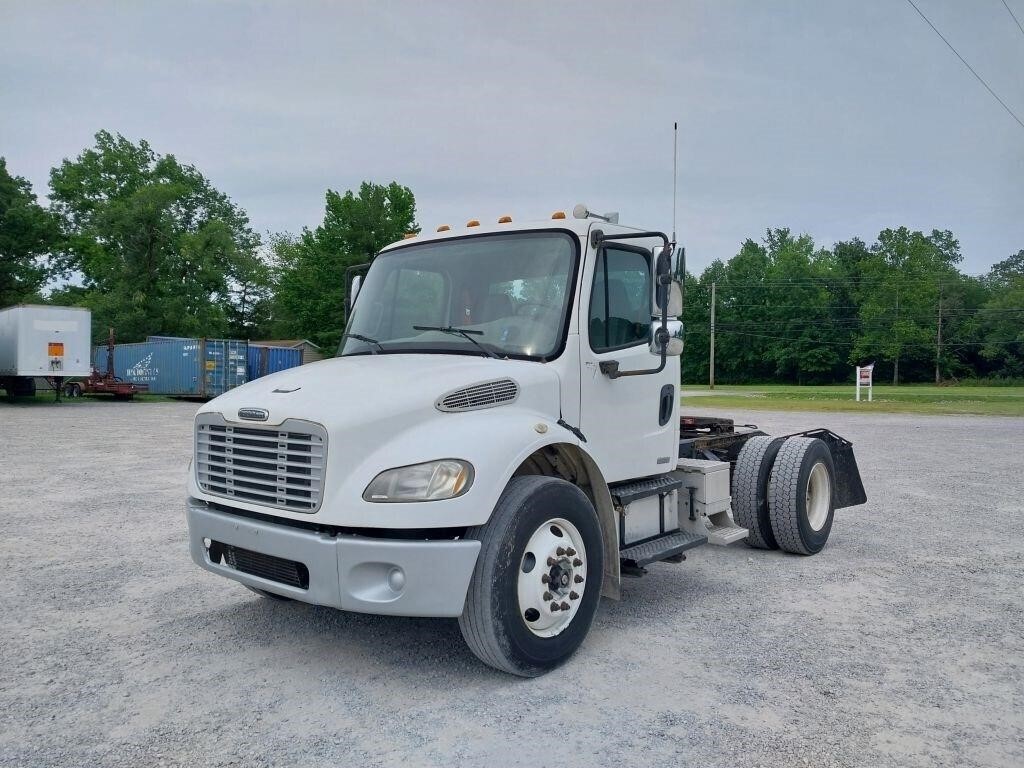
[
  {"left": 459, "top": 476, "right": 604, "bottom": 677},
  {"left": 733, "top": 435, "right": 837, "bottom": 555},
  {"left": 768, "top": 437, "right": 836, "bottom": 555}
]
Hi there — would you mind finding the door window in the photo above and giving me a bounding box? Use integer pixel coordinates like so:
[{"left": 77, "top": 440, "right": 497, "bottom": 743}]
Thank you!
[{"left": 588, "top": 247, "right": 652, "bottom": 352}]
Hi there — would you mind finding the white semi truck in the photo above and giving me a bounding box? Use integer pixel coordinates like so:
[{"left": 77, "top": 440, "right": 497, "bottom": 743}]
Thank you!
[{"left": 185, "top": 208, "right": 866, "bottom": 676}]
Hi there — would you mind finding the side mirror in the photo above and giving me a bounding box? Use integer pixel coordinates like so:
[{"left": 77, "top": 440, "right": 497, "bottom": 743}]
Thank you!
[
  {"left": 666, "top": 281, "right": 683, "bottom": 317},
  {"left": 650, "top": 319, "right": 685, "bottom": 357},
  {"left": 350, "top": 275, "right": 362, "bottom": 309}
]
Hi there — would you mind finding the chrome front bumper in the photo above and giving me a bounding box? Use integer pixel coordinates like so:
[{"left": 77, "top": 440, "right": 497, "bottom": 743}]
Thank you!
[{"left": 186, "top": 498, "right": 481, "bottom": 617}]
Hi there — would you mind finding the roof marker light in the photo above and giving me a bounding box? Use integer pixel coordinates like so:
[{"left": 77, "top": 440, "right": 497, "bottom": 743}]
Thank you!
[
  {"left": 498, "top": 215, "right": 512, "bottom": 224},
  {"left": 436, "top": 224, "right": 450, "bottom": 232},
  {"left": 466, "top": 219, "right": 480, "bottom": 227},
  {"left": 403, "top": 233, "right": 417, "bottom": 239},
  {"left": 551, "top": 211, "right": 566, "bottom": 219}
]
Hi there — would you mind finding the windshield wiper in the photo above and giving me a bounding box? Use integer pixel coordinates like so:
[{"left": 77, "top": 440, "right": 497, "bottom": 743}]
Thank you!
[
  {"left": 345, "top": 333, "right": 384, "bottom": 354},
  {"left": 413, "top": 325, "right": 501, "bottom": 359}
]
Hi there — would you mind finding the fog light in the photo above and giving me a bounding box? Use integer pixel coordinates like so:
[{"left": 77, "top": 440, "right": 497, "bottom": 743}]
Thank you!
[{"left": 387, "top": 567, "right": 406, "bottom": 592}]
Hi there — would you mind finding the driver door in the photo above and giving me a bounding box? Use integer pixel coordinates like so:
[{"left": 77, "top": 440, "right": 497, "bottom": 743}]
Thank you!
[{"left": 578, "top": 242, "right": 678, "bottom": 482}]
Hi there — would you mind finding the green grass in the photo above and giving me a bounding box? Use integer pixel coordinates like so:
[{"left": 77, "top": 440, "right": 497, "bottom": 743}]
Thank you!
[{"left": 680, "top": 384, "right": 1024, "bottom": 416}]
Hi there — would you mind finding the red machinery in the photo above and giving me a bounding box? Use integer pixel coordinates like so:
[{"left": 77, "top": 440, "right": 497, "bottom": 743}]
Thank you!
[{"left": 64, "top": 328, "right": 148, "bottom": 400}]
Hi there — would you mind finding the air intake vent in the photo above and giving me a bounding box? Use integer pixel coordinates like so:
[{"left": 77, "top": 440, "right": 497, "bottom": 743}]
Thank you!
[{"left": 436, "top": 378, "right": 519, "bottom": 412}]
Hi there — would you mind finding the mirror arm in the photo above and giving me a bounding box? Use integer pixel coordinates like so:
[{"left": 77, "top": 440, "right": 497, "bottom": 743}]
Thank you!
[{"left": 596, "top": 231, "right": 672, "bottom": 379}]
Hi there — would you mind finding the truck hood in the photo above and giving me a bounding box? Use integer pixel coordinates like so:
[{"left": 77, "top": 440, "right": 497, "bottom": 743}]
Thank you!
[{"left": 197, "top": 353, "right": 563, "bottom": 432}]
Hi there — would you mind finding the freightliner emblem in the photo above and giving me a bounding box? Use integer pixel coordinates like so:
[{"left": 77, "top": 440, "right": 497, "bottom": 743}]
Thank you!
[{"left": 238, "top": 408, "right": 269, "bottom": 422}]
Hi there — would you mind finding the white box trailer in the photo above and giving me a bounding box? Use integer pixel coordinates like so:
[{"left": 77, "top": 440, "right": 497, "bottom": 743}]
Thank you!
[{"left": 0, "top": 305, "right": 92, "bottom": 397}]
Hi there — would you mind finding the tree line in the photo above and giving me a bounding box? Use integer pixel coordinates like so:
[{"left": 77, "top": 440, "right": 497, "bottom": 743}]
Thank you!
[
  {"left": 1, "top": 131, "right": 1021, "bottom": 383},
  {"left": 0, "top": 131, "right": 416, "bottom": 351},
  {"left": 680, "top": 229, "right": 1023, "bottom": 384}
]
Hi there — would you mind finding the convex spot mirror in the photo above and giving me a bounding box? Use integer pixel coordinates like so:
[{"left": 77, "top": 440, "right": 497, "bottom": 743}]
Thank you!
[{"left": 650, "top": 319, "right": 685, "bottom": 357}]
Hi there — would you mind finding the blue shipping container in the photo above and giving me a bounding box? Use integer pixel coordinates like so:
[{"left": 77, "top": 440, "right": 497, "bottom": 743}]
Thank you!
[
  {"left": 97, "top": 338, "right": 249, "bottom": 397},
  {"left": 247, "top": 345, "right": 302, "bottom": 381}
]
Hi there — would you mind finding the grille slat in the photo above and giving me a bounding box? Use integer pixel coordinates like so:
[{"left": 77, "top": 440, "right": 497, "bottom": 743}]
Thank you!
[
  {"left": 195, "top": 415, "right": 327, "bottom": 513},
  {"left": 436, "top": 378, "right": 519, "bottom": 412}
]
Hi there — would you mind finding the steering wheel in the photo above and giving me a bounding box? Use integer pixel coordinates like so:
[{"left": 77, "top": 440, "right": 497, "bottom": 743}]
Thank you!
[{"left": 514, "top": 301, "right": 558, "bottom": 320}]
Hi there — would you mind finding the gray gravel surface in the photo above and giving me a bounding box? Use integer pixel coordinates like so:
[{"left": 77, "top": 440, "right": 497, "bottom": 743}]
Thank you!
[{"left": 1, "top": 400, "right": 1021, "bottom": 767}]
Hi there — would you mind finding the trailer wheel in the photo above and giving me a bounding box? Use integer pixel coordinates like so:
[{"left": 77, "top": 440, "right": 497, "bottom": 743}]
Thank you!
[
  {"left": 732, "top": 435, "right": 786, "bottom": 549},
  {"left": 459, "top": 475, "right": 604, "bottom": 677},
  {"left": 768, "top": 437, "right": 836, "bottom": 555},
  {"left": 65, "top": 383, "right": 82, "bottom": 398}
]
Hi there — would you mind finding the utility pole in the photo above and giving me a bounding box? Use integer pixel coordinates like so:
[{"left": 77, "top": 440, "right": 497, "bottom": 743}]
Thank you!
[
  {"left": 893, "top": 284, "right": 900, "bottom": 386},
  {"left": 709, "top": 281, "right": 716, "bottom": 390},
  {"left": 935, "top": 286, "right": 943, "bottom": 384}
]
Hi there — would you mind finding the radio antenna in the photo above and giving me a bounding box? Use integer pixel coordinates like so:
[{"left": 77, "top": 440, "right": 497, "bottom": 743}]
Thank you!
[{"left": 671, "top": 121, "right": 678, "bottom": 248}]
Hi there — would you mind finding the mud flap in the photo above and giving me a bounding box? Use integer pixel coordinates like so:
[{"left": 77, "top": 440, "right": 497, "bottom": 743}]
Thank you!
[{"left": 788, "top": 428, "right": 867, "bottom": 509}]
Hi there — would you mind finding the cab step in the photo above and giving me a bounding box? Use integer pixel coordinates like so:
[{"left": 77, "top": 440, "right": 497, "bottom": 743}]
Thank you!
[
  {"left": 706, "top": 521, "right": 748, "bottom": 546},
  {"left": 609, "top": 474, "right": 684, "bottom": 505},
  {"left": 619, "top": 529, "right": 708, "bottom": 569}
]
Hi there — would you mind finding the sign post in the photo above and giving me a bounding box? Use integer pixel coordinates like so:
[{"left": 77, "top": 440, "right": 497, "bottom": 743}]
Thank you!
[{"left": 856, "top": 363, "right": 874, "bottom": 402}]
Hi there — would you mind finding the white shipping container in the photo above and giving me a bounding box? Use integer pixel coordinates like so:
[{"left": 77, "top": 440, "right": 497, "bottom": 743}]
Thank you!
[{"left": 0, "top": 305, "right": 92, "bottom": 378}]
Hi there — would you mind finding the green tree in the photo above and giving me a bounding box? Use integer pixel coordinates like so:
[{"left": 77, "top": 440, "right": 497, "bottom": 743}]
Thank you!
[
  {"left": 273, "top": 182, "right": 418, "bottom": 350},
  {"left": 0, "top": 158, "right": 58, "bottom": 306},
  {"left": 978, "top": 250, "right": 1024, "bottom": 377},
  {"left": 47, "top": 131, "right": 266, "bottom": 342},
  {"left": 852, "top": 227, "right": 962, "bottom": 384}
]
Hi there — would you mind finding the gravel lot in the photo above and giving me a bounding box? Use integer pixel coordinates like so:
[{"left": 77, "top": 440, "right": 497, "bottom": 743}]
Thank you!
[{"left": 1, "top": 399, "right": 1021, "bottom": 767}]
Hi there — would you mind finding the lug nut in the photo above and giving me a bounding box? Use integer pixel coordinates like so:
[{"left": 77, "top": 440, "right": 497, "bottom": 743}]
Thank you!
[
  {"left": 569, "top": 591, "right": 579, "bottom": 600},
  {"left": 574, "top": 574, "right": 584, "bottom": 584},
  {"left": 560, "top": 601, "right": 570, "bottom": 611},
  {"left": 541, "top": 574, "right": 550, "bottom": 584},
  {"left": 572, "top": 558, "right": 582, "bottom": 567},
  {"left": 543, "top": 591, "right": 553, "bottom": 601},
  {"left": 556, "top": 547, "right": 566, "bottom": 556},
  {"left": 550, "top": 602, "right": 560, "bottom": 612},
  {"left": 566, "top": 548, "right": 576, "bottom": 557},
  {"left": 547, "top": 557, "right": 558, "bottom": 566}
]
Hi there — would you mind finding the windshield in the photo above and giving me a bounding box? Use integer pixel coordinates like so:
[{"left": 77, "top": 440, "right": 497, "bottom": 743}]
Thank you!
[{"left": 340, "top": 231, "right": 578, "bottom": 361}]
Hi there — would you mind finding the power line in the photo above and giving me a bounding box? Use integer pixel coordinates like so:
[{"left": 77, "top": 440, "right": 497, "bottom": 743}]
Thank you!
[
  {"left": 711, "top": 328, "right": 1021, "bottom": 348},
  {"left": 1002, "top": 0, "right": 1024, "bottom": 40},
  {"left": 905, "top": 0, "right": 1024, "bottom": 131}
]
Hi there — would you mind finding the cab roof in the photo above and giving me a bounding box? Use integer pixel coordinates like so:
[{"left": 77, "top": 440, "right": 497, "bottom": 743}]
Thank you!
[{"left": 379, "top": 214, "right": 657, "bottom": 253}]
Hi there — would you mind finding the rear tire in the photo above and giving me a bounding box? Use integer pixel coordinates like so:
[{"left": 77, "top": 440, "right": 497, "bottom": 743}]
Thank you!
[
  {"left": 768, "top": 437, "right": 836, "bottom": 555},
  {"left": 732, "top": 435, "right": 785, "bottom": 549},
  {"left": 459, "top": 475, "right": 604, "bottom": 677}
]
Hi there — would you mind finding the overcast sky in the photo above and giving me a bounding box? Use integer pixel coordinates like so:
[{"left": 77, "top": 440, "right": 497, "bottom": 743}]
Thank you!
[{"left": 2, "top": 0, "right": 1022, "bottom": 274}]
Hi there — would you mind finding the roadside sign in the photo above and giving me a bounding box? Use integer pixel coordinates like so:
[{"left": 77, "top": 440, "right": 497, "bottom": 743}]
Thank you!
[{"left": 856, "top": 363, "right": 874, "bottom": 402}]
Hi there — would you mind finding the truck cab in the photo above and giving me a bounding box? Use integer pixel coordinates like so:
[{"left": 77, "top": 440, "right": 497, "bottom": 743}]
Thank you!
[{"left": 186, "top": 209, "right": 864, "bottom": 676}]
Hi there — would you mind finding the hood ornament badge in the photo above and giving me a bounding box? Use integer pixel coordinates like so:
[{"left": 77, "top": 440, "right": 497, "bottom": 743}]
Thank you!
[
  {"left": 238, "top": 407, "right": 269, "bottom": 421},
  {"left": 272, "top": 386, "right": 301, "bottom": 393}
]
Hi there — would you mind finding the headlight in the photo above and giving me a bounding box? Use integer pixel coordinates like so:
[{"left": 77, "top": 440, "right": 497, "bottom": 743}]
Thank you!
[{"left": 363, "top": 459, "right": 474, "bottom": 503}]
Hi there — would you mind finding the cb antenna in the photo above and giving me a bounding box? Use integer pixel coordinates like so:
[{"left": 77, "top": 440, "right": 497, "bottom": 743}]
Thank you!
[{"left": 671, "top": 121, "right": 678, "bottom": 248}]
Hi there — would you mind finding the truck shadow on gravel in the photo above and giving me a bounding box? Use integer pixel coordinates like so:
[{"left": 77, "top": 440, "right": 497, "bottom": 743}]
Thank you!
[{"left": 185, "top": 593, "right": 489, "bottom": 677}]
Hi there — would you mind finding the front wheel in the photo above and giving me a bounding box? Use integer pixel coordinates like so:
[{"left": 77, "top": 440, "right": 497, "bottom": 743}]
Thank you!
[{"left": 459, "top": 475, "right": 604, "bottom": 677}]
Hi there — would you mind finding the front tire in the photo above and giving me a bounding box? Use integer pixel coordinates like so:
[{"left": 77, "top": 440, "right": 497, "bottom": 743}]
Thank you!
[{"left": 459, "top": 475, "right": 604, "bottom": 677}]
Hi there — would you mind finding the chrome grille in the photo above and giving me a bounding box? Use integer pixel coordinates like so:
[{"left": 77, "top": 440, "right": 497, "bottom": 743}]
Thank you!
[
  {"left": 195, "top": 414, "right": 326, "bottom": 513},
  {"left": 436, "top": 378, "right": 519, "bottom": 412}
]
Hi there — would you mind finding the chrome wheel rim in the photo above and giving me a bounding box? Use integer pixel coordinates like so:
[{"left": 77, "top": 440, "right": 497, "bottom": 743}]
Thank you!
[
  {"left": 806, "top": 461, "right": 831, "bottom": 531},
  {"left": 517, "top": 518, "right": 587, "bottom": 638}
]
